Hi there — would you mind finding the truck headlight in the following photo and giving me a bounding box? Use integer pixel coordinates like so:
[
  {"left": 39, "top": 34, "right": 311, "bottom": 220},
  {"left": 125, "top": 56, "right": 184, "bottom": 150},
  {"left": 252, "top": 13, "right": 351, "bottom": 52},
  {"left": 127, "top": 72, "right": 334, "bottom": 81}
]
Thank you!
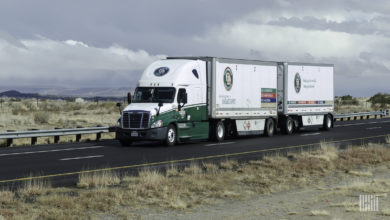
[{"left": 151, "top": 120, "right": 163, "bottom": 128}]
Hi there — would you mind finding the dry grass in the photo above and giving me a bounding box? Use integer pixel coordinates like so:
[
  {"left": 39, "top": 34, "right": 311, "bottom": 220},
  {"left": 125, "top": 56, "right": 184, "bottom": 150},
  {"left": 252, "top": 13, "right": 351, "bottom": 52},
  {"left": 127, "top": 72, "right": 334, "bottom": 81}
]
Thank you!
[
  {"left": 348, "top": 170, "right": 373, "bottom": 177},
  {"left": 18, "top": 177, "right": 51, "bottom": 196},
  {"left": 1, "top": 144, "right": 390, "bottom": 219},
  {"left": 0, "top": 98, "right": 120, "bottom": 146},
  {"left": 381, "top": 209, "right": 390, "bottom": 216},
  {"left": 310, "top": 210, "right": 330, "bottom": 216},
  {"left": 0, "top": 98, "right": 120, "bottom": 132},
  {"left": 336, "top": 179, "right": 390, "bottom": 194},
  {"left": 77, "top": 170, "right": 121, "bottom": 188},
  {"left": 330, "top": 201, "right": 359, "bottom": 208}
]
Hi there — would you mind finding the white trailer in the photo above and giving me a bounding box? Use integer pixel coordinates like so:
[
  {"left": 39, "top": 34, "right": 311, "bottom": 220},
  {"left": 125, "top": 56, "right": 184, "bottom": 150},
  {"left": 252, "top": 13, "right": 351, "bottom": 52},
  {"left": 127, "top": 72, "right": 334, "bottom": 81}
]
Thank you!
[
  {"left": 211, "top": 58, "right": 278, "bottom": 137},
  {"left": 277, "top": 62, "right": 334, "bottom": 134}
]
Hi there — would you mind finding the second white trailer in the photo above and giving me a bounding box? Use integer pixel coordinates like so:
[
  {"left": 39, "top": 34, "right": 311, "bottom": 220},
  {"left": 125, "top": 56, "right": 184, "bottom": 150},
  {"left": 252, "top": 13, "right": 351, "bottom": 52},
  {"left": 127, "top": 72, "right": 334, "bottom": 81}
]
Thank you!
[{"left": 277, "top": 62, "right": 334, "bottom": 134}]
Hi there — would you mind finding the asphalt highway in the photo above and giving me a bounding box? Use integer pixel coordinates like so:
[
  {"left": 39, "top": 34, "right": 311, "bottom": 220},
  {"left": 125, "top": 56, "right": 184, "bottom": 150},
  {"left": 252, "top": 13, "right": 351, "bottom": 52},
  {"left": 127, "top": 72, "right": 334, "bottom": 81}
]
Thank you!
[{"left": 1, "top": 118, "right": 390, "bottom": 187}]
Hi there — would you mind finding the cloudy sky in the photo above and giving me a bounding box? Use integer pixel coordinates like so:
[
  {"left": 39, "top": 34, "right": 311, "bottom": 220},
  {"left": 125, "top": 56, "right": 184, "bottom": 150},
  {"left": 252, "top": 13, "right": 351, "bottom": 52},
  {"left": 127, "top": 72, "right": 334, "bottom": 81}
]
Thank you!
[{"left": 0, "top": 0, "right": 389, "bottom": 96}]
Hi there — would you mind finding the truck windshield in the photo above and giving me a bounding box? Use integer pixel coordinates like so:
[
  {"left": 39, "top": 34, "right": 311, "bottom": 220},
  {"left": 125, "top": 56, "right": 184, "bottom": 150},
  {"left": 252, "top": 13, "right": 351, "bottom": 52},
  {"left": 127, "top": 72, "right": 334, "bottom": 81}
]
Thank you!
[{"left": 133, "top": 87, "right": 176, "bottom": 103}]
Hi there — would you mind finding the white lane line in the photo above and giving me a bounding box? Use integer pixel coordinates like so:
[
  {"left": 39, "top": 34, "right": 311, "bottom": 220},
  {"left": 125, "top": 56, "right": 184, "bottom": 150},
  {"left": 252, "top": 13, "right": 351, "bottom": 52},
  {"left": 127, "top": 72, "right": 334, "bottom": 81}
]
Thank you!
[
  {"left": 0, "top": 146, "right": 104, "bottom": 157},
  {"left": 301, "top": 132, "right": 321, "bottom": 137},
  {"left": 366, "top": 127, "right": 382, "bottom": 130},
  {"left": 204, "top": 142, "right": 235, "bottom": 147},
  {"left": 59, "top": 155, "right": 104, "bottom": 161},
  {"left": 335, "top": 120, "right": 390, "bottom": 127}
]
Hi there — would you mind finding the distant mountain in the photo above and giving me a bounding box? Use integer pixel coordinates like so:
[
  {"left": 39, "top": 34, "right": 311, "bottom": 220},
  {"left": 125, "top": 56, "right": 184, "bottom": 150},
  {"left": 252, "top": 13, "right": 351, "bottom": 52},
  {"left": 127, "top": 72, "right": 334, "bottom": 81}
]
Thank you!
[
  {"left": 0, "top": 90, "right": 41, "bottom": 98},
  {"left": 0, "top": 90, "right": 126, "bottom": 101},
  {"left": 0, "top": 86, "right": 133, "bottom": 98}
]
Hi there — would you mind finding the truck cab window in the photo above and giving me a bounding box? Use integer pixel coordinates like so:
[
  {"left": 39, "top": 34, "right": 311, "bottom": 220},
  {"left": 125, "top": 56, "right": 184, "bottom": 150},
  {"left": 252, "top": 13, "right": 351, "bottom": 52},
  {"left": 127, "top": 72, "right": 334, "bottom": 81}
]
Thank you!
[
  {"left": 177, "top": 88, "right": 187, "bottom": 103},
  {"left": 133, "top": 87, "right": 176, "bottom": 103}
]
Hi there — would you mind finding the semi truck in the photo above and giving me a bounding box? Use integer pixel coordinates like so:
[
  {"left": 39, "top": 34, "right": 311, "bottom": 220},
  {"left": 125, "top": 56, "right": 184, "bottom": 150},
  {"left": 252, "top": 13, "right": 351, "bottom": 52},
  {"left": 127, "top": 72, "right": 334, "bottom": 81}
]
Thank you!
[{"left": 115, "top": 57, "right": 334, "bottom": 146}]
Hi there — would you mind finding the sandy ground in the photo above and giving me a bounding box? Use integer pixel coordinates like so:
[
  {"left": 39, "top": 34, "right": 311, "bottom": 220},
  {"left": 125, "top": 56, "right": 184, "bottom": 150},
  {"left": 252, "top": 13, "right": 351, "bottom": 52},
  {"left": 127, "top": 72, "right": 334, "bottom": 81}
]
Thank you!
[{"left": 134, "top": 163, "right": 390, "bottom": 220}]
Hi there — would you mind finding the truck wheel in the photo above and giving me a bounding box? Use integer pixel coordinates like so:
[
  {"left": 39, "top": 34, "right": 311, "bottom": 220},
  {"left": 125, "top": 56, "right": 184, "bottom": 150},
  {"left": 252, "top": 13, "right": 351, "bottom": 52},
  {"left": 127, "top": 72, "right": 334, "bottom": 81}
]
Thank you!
[
  {"left": 119, "top": 139, "right": 132, "bottom": 147},
  {"left": 165, "top": 124, "right": 177, "bottom": 146},
  {"left": 264, "top": 119, "right": 275, "bottom": 137},
  {"left": 281, "top": 116, "right": 294, "bottom": 135},
  {"left": 323, "top": 114, "right": 332, "bottom": 131},
  {"left": 215, "top": 121, "right": 225, "bottom": 142}
]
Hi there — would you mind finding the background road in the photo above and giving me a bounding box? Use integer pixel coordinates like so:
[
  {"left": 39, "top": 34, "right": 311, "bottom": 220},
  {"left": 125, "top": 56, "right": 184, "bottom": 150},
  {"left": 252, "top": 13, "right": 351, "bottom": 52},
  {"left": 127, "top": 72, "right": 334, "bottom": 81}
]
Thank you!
[{"left": 1, "top": 118, "right": 389, "bottom": 187}]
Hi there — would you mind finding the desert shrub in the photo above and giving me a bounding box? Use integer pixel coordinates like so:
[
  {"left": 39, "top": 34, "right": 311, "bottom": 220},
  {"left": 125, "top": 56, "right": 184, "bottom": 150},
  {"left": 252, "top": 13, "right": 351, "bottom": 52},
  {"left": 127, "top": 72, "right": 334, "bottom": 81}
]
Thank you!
[
  {"left": 63, "top": 103, "right": 83, "bottom": 111},
  {"left": 22, "top": 99, "right": 39, "bottom": 111},
  {"left": 369, "top": 93, "right": 390, "bottom": 108},
  {"left": 34, "top": 112, "right": 51, "bottom": 124},
  {"left": 39, "top": 101, "right": 61, "bottom": 112},
  {"left": 340, "top": 95, "right": 359, "bottom": 105},
  {"left": 11, "top": 102, "right": 28, "bottom": 115}
]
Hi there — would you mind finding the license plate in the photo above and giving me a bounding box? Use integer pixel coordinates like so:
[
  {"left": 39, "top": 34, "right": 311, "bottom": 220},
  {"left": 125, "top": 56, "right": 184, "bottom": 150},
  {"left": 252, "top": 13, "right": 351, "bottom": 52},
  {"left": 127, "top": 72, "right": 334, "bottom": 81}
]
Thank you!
[{"left": 131, "top": 131, "right": 138, "bottom": 137}]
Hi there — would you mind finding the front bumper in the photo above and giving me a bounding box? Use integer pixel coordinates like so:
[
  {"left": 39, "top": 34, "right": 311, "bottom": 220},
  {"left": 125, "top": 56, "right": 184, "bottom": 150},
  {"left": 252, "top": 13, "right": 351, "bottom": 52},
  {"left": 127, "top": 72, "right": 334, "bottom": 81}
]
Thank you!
[{"left": 115, "top": 127, "right": 167, "bottom": 141}]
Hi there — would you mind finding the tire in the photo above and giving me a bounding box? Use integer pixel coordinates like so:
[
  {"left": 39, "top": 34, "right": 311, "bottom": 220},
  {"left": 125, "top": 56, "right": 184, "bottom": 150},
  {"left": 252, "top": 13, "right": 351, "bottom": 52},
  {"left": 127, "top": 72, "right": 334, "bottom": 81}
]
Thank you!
[
  {"left": 214, "top": 121, "right": 225, "bottom": 142},
  {"left": 264, "top": 118, "right": 275, "bottom": 137},
  {"left": 281, "top": 116, "right": 294, "bottom": 135},
  {"left": 165, "top": 124, "right": 177, "bottom": 146},
  {"left": 323, "top": 114, "right": 332, "bottom": 131},
  {"left": 119, "top": 139, "right": 132, "bottom": 147}
]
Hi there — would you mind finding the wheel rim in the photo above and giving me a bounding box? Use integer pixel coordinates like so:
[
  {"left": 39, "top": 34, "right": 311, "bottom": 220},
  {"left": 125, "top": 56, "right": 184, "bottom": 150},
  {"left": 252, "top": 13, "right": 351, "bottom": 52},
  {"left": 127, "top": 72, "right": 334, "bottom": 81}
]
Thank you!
[
  {"left": 167, "top": 128, "right": 175, "bottom": 143},
  {"left": 287, "top": 119, "right": 293, "bottom": 132},
  {"left": 217, "top": 124, "right": 224, "bottom": 138},
  {"left": 327, "top": 116, "right": 331, "bottom": 128}
]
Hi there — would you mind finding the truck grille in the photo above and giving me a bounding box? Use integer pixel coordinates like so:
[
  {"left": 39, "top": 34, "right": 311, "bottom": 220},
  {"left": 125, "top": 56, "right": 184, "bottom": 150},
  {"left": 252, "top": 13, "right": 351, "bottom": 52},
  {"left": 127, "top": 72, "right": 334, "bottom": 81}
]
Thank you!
[{"left": 122, "top": 111, "right": 150, "bottom": 129}]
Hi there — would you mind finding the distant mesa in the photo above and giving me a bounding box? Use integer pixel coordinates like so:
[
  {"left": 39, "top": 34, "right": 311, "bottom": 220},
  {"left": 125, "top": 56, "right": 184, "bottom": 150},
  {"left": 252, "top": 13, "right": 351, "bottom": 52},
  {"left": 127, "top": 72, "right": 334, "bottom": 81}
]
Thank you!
[
  {"left": 0, "top": 90, "right": 40, "bottom": 98},
  {"left": 0, "top": 90, "right": 123, "bottom": 101}
]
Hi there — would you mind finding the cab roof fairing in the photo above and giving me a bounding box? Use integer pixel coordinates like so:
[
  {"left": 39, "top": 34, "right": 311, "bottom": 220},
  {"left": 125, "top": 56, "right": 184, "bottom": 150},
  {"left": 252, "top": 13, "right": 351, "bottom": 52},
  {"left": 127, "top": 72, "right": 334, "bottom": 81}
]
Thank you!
[{"left": 137, "top": 59, "right": 202, "bottom": 87}]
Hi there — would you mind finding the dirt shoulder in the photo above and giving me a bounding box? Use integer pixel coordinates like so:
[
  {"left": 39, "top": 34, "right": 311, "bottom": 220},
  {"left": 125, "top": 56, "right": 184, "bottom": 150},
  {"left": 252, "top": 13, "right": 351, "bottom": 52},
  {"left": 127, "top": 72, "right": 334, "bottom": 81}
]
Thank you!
[{"left": 140, "top": 162, "right": 390, "bottom": 220}]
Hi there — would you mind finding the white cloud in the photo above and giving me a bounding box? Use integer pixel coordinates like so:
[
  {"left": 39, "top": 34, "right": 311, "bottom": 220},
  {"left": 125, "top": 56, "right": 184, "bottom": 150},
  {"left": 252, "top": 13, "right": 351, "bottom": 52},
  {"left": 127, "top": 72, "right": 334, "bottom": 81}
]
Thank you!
[
  {"left": 0, "top": 35, "right": 166, "bottom": 87},
  {"left": 194, "top": 7, "right": 390, "bottom": 96},
  {"left": 195, "top": 22, "right": 389, "bottom": 59}
]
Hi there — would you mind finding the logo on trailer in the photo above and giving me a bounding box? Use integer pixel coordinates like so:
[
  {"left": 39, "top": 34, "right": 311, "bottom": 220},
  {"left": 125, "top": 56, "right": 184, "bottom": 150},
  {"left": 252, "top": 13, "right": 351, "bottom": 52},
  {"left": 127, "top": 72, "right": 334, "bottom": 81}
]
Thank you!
[
  {"left": 223, "top": 67, "right": 233, "bottom": 91},
  {"left": 294, "top": 72, "right": 301, "bottom": 93},
  {"left": 243, "top": 120, "right": 251, "bottom": 130}
]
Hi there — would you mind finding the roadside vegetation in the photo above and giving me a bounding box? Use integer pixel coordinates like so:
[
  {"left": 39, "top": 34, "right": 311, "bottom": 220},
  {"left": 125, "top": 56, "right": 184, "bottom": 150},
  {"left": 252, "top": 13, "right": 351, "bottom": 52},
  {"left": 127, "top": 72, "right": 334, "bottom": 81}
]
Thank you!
[
  {"left": 335, "top": 93, "right": 390, "bottom": 113},
  {"left": 1, "top": 141, "right": 390, "bottom": 219},
  {"left": 0, "top": 98, "right": 123, "bottom": 146}
]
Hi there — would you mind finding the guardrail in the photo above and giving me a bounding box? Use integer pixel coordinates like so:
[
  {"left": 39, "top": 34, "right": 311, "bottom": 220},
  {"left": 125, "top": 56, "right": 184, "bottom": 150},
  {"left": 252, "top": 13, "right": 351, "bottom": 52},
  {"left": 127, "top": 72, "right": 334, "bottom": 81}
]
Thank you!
[
  {"left": 0, "top": 127, "right": 115, "bottom": 147},
  {"left": 333, "top": 109, "right": 388, "bottom": 121}
]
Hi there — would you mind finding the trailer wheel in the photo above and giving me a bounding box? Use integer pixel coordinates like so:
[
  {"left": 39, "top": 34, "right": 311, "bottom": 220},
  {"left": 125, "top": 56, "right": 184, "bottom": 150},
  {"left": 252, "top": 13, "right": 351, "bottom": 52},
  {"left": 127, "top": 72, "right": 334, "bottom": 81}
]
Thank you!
[
  {"left": 323, "top": 114, "right": 332, "bottom": 131},
  {"left": 215, "top": 121, "right": 225, "bottom": 142},
  {"left": 165, "top": 124, "right": 177, "bottom": 146},
  {"left": 119, "top": 139, "right": 132, "bottom": 147},
  {"left": 281, "top": 116, "right": 294, "bottom": 135},
  {"left": 264, "top": 118, "right": 275, "bottom": 137}
]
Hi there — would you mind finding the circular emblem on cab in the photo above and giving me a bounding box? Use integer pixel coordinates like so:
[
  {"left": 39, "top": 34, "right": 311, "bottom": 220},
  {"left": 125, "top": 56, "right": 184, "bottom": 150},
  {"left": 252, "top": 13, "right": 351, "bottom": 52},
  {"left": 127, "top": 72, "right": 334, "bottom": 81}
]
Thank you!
[
  {"left": 154, "top": 67, "right": 169, "bottom": 77},
  {"left": 223, "top": 67, "right": 233, "bottom": 91},
  {"left": 294, "top": 72, "right": 301, "bottom": 93}
]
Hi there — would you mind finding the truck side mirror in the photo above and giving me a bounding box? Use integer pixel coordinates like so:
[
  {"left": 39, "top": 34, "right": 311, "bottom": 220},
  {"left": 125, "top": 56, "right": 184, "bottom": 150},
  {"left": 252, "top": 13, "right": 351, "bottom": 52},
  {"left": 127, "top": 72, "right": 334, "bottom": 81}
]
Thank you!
[
  {"left": 116, "top": 102, "right": 122, "bottom": 114},
  {"left": 127, "top": 92, "right": 132, "bottom": 104},
  {"left": 157, "top": 102, "right": 163, "bottom": 116}
]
